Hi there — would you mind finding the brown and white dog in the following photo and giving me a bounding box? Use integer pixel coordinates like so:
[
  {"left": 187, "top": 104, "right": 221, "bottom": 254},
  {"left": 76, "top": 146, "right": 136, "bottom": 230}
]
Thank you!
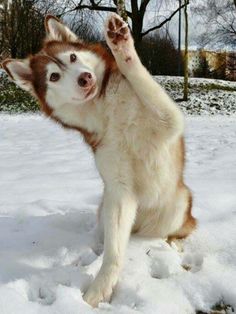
[{"left": 2, "top": 14, "right": 196, "bottom": 307}]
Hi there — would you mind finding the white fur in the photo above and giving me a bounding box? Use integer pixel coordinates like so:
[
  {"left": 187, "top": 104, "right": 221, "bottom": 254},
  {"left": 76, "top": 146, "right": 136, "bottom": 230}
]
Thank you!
[
  {"left": 45, "top": 50, "right": 105, "bottom": 109},
  {"left": 4, "top": 14, "right": 191, "bottom": 308}
]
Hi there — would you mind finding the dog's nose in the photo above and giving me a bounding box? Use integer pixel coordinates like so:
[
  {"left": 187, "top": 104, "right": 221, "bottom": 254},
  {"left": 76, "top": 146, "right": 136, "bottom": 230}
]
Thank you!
[{"left": 78, "top": 72, "right": 93, "bottom": 88}]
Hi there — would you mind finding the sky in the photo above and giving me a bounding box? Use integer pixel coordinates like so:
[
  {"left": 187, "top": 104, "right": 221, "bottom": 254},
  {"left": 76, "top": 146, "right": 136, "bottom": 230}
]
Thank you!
[
  {"left": 141, "top": 0, "right": 235, "bottom": 51},
  {"left": 64, "top": 0, "right": 235, "bottom": 51}
]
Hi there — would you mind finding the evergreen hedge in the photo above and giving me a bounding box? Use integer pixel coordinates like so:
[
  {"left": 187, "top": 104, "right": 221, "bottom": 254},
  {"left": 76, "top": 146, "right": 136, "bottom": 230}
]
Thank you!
[{"left": 0, "top": 71, "right": 39, "bottom": 113}]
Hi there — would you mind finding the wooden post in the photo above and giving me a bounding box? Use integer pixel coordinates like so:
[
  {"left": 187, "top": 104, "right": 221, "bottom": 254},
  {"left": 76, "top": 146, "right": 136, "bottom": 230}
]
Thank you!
[
  {"left": 178, "top": 0, "right": 182, "bottom": 76},
  {"left": 183, "top": 0, "right": 189, "bottom": 100}
]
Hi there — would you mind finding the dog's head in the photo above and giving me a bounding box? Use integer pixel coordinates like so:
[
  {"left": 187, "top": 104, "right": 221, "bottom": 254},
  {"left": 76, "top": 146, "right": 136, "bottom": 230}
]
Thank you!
[{"left": 2, "top": 16, "right": 116, "bottom": 113}]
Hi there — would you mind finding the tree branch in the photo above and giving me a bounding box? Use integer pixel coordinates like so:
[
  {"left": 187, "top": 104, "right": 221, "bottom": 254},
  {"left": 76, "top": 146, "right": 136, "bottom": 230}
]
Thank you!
[
  {"left": 61, "top": 2, "right": 132, "bottom": 18},
  {"left": 139, "top": 0, "right": 150, "bottom": 20},
  {"left": 140, "top": 0, "right": 150, "bottom": 14},
  {"left": 141, "top": 0, "right": 189, "bottom": 37}
]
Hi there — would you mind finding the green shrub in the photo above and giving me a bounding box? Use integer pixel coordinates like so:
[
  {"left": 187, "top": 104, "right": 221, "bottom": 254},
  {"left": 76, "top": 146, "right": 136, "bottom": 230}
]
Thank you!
[{"left": 0, "top": 72, "right": 39, "bottom": 113}]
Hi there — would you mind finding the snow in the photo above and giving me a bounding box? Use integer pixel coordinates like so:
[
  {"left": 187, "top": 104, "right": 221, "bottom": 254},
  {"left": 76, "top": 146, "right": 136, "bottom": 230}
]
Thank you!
[
  {"left": 155, "top": 76, "right": 236, "bottom": 116},
  {"left": 0, "top": 114, "right": 236, "bottom": 314}
]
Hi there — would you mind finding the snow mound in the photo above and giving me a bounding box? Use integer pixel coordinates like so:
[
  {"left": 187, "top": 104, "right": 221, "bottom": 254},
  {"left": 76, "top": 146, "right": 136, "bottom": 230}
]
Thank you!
[{"left": 148, "top": 241, "right": 183, "bottom": 279}]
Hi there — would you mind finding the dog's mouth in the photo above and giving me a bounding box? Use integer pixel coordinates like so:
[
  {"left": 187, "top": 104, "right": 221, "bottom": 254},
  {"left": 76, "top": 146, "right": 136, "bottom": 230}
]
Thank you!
[
  {"left": 85, "top": 84, "right": 97, "bottom": 98},
  {"left": 71, "top": 84, "right": 97, "bottom": 103}
]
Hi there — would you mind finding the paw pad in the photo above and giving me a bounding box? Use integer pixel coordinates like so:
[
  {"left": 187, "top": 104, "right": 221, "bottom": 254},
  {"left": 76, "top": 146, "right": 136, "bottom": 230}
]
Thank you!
[{"left": 106, "top": 14, "right": 129, "bottom": 45}]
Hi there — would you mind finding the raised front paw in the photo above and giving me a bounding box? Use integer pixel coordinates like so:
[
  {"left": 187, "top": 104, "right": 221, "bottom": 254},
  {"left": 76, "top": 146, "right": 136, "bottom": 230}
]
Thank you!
[
  {"left": 105, "top": 13, "right": 134, "bottom": 56},
  {"left": 106, "top": 13, "right": 129, "bottom": 45}
]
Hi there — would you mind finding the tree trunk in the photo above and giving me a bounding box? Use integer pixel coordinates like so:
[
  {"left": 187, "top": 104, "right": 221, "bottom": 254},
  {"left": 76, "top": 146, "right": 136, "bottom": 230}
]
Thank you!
[
  {"left": 130, "top": 0, "right": 143, "bottom": 53},
  {"left": 132, "top": 18, "right": 143, "bottom": 52},
  {"left": 183, "top": 0, "right": 189, "bottom": 101},
  {"left": 116, "top": 0, "right": 142, "bottom": 51},
  {"left": 117, "top": 0, "right": 128, "bottom": 22},
  {"left": 177, "top": 0, "right": 182, "bottom": 76}
]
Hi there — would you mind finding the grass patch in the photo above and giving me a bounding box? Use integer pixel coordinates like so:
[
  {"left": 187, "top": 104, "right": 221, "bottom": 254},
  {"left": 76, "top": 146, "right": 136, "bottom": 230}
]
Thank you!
[
  {"left": 156, "top": 77, "right": 236, "bottom": 92},
  {"left": 0, "top": 73, "right": 39, "bottom": 113},
  {"left": 193, "top": 83, "right": 236, "bottom": 92}
]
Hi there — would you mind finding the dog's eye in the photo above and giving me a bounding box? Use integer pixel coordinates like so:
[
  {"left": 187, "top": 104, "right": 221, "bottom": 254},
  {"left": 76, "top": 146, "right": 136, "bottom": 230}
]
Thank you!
[
  {"left": 70, "top": 53, "right": 77, "bottom": 63},
  {"left": 50, "top": 73, "right": 60, "bottom": 82}
]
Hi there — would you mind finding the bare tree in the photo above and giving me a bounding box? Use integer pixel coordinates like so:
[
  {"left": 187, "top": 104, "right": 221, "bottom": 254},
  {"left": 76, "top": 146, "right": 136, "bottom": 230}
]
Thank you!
[
  {"left": 193, "top": 0, "right": 236, "bottom": 48},
  {"left": 66, "top": 9, "right": 101, "bottom": 42},
  {"left": 0, "top": 0, "right": 45, "bottom": 58},
  {"left": 60, "top": 0, "right": 189, "bottom": 50},
  {"left": 0, "top": 0, "right": 66, "bottom": 59},
  {"left": 0, "top": 0, "right": 100, "bottom": 59}
]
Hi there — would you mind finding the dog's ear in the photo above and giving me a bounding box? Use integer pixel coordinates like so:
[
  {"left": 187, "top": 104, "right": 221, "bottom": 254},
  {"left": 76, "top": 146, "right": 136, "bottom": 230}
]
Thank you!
[
  {"left": 2, "top": 59, "right": 33, "bottom": 92},
  {"left": 45, "top": 15, "right": 78, "bottom": 42}
]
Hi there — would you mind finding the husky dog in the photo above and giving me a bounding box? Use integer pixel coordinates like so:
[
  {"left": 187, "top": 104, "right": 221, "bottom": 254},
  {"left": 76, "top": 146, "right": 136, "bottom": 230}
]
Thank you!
[{"left": 2, "top": 14, "right": 196, "bottom": 307}]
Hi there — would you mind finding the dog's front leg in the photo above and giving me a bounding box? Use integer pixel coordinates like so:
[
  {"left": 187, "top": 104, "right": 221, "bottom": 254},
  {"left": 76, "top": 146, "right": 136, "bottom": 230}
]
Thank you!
[
  {"left": 83, "top": 187, "right": 137, "bottom": 307},
  {"left": 105, "top": 13, "right": 184, "bottom": 140}
]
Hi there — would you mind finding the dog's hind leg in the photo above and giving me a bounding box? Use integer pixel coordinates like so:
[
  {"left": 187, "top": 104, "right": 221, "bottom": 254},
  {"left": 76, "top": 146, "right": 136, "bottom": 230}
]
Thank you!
[{"left": 168, "top": 190, "right": 197, "bottom": 243}]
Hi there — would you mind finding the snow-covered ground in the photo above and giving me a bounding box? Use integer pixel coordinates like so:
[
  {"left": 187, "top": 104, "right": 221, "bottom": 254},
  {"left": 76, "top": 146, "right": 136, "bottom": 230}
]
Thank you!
[
  {"left": 0, "top": 114, "right": 235, "bottom": 314},
  {"left": 156, "top": 76, "right": 236, "bottom": 116}
]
